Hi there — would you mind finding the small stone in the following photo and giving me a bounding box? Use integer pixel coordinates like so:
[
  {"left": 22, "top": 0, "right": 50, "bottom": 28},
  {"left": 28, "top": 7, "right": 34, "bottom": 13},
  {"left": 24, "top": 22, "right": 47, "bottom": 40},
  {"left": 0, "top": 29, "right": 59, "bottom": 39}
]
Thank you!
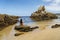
[{"left": 15, "top": 33, "right": 24, "bottom": 36}]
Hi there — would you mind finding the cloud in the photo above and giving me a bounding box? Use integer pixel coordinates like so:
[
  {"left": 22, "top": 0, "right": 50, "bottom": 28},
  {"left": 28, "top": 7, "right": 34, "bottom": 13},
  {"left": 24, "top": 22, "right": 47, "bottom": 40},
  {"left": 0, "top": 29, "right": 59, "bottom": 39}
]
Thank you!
[
  {"left": 43, "top": 0, "right": 53, "bottom": 2},
  {"left": 42, "top": 0, "right": 60, "bottom": 13},
  {"left": 45, "top": 6, "right": 60, "bottom": 13}
]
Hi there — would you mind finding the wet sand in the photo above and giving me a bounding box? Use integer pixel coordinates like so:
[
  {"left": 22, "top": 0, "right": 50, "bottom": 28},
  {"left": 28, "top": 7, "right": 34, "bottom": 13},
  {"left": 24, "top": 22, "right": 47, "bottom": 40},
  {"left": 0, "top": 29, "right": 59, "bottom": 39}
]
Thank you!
[
  {"left": 0, "top": 18, "right": 60, "bottom": 40},
  {"left": 14, "top": 28, "right": 60, "bottom": 40}
]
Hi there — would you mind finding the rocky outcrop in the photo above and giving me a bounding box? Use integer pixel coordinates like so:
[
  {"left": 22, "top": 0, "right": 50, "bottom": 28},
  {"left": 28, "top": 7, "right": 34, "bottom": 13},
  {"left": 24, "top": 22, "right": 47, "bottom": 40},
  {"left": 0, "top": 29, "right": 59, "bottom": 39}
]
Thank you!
[
  {"left": 15, "top": 25, "right": 39, "bottom": 32},
  {"left": 0, "top": 14, "right": 20, "bottom": 30},
  {"left": 30, "top": 6, "right": 58, "bottom": 21},
  {"left": 51, "top": 24, "right": 60, "bottom": 28}
]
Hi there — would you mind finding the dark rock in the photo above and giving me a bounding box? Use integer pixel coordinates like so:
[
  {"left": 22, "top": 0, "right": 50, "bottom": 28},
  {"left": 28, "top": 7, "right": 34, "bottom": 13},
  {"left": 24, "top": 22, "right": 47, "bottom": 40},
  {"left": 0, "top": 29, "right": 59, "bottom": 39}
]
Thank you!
[
  {"left": 51, "top": 24, "right": 60, "bottom": 28},
  {"left": 4, "top": 14, "right": 19, "bottom": 25},
  {"left": 15, "top": 33, "right": 24, "bottom": 36},
  {"left": 15, "top": 25, "right": 39, "bottom": 32},
  {"left": 0, "top": 14, "right": 20, "bottom": 30},
  {"left": 31, "top": 26, "right": 39, "bottom": 29}
]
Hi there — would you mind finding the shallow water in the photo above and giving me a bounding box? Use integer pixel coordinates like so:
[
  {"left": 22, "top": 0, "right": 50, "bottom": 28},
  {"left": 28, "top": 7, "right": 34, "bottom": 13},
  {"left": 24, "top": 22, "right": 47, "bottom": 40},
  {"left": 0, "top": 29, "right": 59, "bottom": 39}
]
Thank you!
[{"left": 0, "top": 15, "right": 60, "bottom": 40}]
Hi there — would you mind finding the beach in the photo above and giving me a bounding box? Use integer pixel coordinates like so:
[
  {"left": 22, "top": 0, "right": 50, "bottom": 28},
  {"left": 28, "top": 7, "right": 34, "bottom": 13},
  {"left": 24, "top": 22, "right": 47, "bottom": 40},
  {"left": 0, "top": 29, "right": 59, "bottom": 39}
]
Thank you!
[
  {"left": 0, "top": 0, "right": 60, "bottom": 40},
  {"left": 0, "top": 15, "right": 60, "bottom": 40}
]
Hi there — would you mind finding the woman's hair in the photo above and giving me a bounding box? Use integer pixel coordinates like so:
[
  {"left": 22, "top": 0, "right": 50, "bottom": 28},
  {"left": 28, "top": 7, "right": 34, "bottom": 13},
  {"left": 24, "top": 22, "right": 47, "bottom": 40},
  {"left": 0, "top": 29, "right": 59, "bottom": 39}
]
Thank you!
[{"left": 20, "top": 19, "right": 23, "bottom": 25}]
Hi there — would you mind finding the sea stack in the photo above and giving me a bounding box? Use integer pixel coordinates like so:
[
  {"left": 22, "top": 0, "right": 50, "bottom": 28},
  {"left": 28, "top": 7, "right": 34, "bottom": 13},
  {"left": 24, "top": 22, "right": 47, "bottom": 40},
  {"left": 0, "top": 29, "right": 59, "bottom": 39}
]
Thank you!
[{"left": 30, "top": 6, "right": 58, "bottom": 21}]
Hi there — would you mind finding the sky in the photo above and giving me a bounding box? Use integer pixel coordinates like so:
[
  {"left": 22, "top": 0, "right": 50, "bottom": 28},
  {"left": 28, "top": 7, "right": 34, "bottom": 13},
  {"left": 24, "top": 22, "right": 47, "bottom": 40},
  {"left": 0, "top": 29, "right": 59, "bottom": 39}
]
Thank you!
[{"left": 0, "top": 0, "right": 60, "bottom": 16}]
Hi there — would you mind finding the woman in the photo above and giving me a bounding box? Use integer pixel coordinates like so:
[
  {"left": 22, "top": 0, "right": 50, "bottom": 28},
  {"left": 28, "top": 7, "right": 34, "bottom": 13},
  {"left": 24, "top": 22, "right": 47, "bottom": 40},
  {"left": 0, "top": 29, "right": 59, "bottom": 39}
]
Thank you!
[{"left": 20, "top": 19, "right": 23, "bottom": 26}]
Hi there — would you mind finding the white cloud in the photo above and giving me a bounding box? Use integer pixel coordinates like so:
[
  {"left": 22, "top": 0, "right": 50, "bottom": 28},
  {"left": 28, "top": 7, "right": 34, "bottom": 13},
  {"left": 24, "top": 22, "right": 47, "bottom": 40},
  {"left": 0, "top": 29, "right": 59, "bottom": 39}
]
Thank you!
[
  {"left": 45, "top": 6, "right": 60, "bottom": 13},
  {"left": 42, "top": 0, "right": 60, "bottom": 13},
  {"left": 43, "top": 0, "right": 53, "bottom": 2}
]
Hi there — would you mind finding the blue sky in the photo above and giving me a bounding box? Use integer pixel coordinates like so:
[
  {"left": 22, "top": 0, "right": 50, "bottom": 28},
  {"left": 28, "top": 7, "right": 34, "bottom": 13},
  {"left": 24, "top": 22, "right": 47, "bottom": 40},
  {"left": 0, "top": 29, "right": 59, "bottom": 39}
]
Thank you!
[{"left": 0, "top": 0, "right": 60, "bottom": 16}]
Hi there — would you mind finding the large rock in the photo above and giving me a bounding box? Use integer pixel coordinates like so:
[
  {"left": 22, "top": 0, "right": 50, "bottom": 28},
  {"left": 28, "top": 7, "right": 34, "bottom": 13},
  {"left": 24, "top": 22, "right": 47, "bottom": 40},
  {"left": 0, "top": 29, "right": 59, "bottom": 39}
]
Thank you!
[
  {"left": 0, "top": 14, "right": 20, "bottom": 30},
  {"left": 30, "top": 6, "right": 58, "bottom": 21},
  {"left": 15, "top": 25, "right": 39, "bottom": 32}
]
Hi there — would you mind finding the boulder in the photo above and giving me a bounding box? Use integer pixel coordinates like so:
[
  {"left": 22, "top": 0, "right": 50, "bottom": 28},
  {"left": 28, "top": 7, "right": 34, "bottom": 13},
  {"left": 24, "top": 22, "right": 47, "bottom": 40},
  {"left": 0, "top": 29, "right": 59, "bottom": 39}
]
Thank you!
[
  {"left": 0, "top": 14, "right": 20, "bottom": 30},
  {"left": 51, "top": 24, "right": 60, "bottom": 28},
  {"left": 30, "top": 6, "right": 58, "bottom": 21},
  {"left": 4, "top": 14, "right": 19, "bottom": 25},
  {"left": 15, "top": 25, "right": 39, "bottom": 32}
]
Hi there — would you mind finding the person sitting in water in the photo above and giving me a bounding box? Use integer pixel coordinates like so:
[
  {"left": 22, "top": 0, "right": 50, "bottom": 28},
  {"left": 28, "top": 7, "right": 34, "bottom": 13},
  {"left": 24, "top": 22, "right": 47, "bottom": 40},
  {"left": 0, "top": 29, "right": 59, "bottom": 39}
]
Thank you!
[{"left": 20, "top": 19, "right": 23, "bottom": 26}]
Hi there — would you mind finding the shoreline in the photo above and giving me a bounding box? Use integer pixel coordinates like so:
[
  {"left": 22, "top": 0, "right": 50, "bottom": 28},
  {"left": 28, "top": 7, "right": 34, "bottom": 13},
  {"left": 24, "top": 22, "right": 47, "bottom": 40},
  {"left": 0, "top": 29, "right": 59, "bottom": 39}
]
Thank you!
[
  {"left": 0, "top": 14, "right": 60, "bottom": 40},
  {"left": 0, "top": 21, "right": 60, "bottom": 40}
]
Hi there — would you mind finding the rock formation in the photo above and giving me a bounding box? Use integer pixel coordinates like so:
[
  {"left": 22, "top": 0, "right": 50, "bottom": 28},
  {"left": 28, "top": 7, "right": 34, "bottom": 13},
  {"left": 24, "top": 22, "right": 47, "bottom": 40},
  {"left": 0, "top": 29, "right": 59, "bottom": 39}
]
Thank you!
[
  {"left": 0, "top": 14, "right": 20, "bottom": 30},
  {"left": 15, "top": 19, "right": 39, "bottom": 32},
  {"left": 15, "top": 25, "right": 39, "bottom": 32},
  {"left": 51, "top": 24, "right": 60, "bottom": 28},
  {"left": 30, "top": 6, "right": 58, "bottom": 21}
]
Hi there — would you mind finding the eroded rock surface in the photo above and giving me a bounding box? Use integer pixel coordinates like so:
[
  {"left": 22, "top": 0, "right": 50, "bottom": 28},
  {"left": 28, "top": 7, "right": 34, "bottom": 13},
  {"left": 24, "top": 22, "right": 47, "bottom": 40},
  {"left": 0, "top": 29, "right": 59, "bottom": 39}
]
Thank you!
[
  {"left": 30, "top": 6, "right": 58, "bottom": 21},
  {"left": 0, "top": 14, "right": 20, "bottom": 30}
]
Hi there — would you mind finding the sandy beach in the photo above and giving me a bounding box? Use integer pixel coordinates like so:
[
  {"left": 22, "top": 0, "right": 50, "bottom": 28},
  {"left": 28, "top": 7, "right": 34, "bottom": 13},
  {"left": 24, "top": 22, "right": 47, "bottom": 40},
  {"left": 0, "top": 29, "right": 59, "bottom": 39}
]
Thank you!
[
  {"left": 0, "top": 18, "right": 60, "bottom": 40},
  {"left": 14, "top": 28, "right": 60, "bottom": 40},
  {"left": 0, "top": 25, "right": 60, "bottom": 40}
]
